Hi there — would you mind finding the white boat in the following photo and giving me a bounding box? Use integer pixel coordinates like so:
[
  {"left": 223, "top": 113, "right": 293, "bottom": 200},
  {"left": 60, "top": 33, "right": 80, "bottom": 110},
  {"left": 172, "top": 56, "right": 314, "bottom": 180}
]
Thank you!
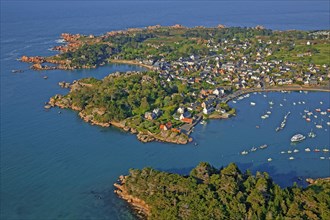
[
  {"left": 307, "top": 112, "right": 313, "bottom": 116},
  {"left": 291, "top": 134, "right": 306, "bottom": 142},
  {"left": 263, "top": 95, "right": 267, "bottom": 98},
  {"left": 266, "top": 111, "right": 271, "bottom": 114},
  {"left": 261, "top": 115, "right": 267, "bottom": 119},
  {"left": 304, "top": 110, "right": 309, "bottom": 113},
  {"left": 250, "top": 147, "right": 257, "bottom": 152},
  {"left": 259, "top": 144, "right": 268, "bottom": 149},
  {"left": 298, "top": 101, "right": 301, "bottom": 104},
  {"left": 293, "top": 102, "right": 296, "bottom": 105},
  {"left": 250, "top": 102, "right": 256, "bottom": 106},
  {"left": 320, "top": 101, "right": 323, "bottom": 105},
  {"left": 289, "top": 157, "right": 295, "bottom": 160},
  {"left": 281, "top": 151, "right": 286, "bottom": 154},
  {"left": 267, "top": 158, "right": 272, "bottom": 162},
  {"left": 302, "top": 101, "right": 305, "bottom": 104},
  {"left": 327, "top": 122, "right": 330, "bottom": 126},
  {"left": 200, "top": 120, "right": 207, "bottom": 125},
  {"left": 293, "top": 149, "right": 299, "bottom": 153},
  {"left": 241, "top": 151, "right": 249, "bottom": 155},
  {"left": 320, "top": 157, "right": 325, "bottom": 160},
  {"left": 305, "top": 148, "right": 311, "bottom": 152},
  {"left": 232, "top": 100, "right": 237, "bottom": 103},
  {"left": 280, "top": 104, "right": 283, "bottom": 107},
  {"left": 323, "top": 149, "right": 329, "bottom": 152},
  {"left": 287, "top": 150, "right": 292, "bottom": 154},
  {"left": 315, "top": 124, "right": 323, "bottom": 129},
  {"left": 269, "top": 101, "right": 274, "bottom": 105},
  {"left": 314, "top": 115, "right": 318, "bottom": 119},
  {"left": 321, "top": 112, "right": 327, "bottom": 115}
]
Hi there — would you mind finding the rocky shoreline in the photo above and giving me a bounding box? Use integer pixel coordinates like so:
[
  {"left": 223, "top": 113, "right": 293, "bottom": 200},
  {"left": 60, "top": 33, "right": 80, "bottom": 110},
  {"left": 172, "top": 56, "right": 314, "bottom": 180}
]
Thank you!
[
  {"left": 306, "top": 177, "right": 330, "bottom": 185},
  {"left": 47, "top": 89, "right": 190, "bottom": 145},
  {"left": 114, "top": 175, "right": 150, "bottom": 218}
]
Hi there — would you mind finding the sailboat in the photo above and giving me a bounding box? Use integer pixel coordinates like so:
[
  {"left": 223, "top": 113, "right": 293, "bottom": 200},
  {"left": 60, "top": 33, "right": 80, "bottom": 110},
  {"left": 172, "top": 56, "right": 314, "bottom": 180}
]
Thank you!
[
  {"left": 315, "top": 120, "right": 323, "bottom": 129},
  {"left": 308, "top": 129, "right": 316, "bottom": 138}
]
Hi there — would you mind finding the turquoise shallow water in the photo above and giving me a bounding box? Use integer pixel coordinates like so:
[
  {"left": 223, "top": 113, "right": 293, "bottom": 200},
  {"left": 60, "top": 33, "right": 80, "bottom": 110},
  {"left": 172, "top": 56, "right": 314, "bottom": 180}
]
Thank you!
[{"left": 1, "top": 1, "right": 330, "bottom": 219}]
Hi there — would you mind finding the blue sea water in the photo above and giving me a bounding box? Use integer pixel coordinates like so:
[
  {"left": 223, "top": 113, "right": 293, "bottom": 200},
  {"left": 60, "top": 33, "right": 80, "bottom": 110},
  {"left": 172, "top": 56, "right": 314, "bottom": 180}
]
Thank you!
[{"left": 1, "top": 1, "right": 330, "bottom": 219}]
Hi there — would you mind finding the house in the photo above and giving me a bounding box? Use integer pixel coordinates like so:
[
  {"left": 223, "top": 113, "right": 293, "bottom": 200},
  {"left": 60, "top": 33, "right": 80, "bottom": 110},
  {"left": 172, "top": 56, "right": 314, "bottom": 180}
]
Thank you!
[
  {"left": 179, "top": 111, "right": 192, "bottom": 120},
  {"left": 159, "top": 124, "right": 167, "bottom": 131},
  {"left": 181, "top": 117, "right": 193, "bottom": 124},
  {"left": 144, "top": 112, "right": 156, "bottom": 120},
  {"left": 203, "top": 107, "right": 215, "bottom": 115},
  {"left": 160, "top": 122, "right": 172, "bottom": 131},
  {"left": 213, "top": 87, "right": 225, "bottom": 96},
  {"left": 153, "top": 108, "right": 162, "bottom": 118},
  {"left": 187, "top": 102, "right": 200, "bottom": 111},
  {"left": 177, "top": 107, "right": 185, "bottom": 114},
  {"left": 201, "top": 99, "right": 214, "bottom": 109}
]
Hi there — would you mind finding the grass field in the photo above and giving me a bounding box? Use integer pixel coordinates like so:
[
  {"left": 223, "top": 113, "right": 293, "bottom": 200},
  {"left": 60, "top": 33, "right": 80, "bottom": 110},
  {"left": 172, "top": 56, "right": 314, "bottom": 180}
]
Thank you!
[{"left": 270, "top": 43, "right": 330, "bottom": 65}]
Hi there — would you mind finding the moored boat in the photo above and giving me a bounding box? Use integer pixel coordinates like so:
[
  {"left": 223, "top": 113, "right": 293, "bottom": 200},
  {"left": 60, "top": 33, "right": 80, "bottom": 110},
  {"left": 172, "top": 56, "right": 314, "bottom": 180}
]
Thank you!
[
  {"left": 241, "top": 151, "right": 249, "bottom": 155},
  {"left": 259, "top": 144, "right": 268, "bottom": 149},
  {"left": 291, "top": 134, "right": 306, "bottom": 142},
  {"left": 305, "top": 148, "right": 311, "bottom": 152},
  {"left": 289, "top": 156, "right": 294, "bottom": 160},
  {"left": 267, "top": 158, "right": 272, "bottom": 162},
  {"left": 308, "top": 130, "right": 316, "bottom": 138},
  {"left": 315, "top": 124, "right": 323, "bottom": 129}
]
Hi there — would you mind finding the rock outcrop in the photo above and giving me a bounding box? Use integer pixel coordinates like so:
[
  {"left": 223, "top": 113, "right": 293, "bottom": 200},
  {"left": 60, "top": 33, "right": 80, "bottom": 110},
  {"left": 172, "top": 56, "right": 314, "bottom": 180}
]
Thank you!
[{"left": 114, "top": 175, "right": 150, "bottom": 218}]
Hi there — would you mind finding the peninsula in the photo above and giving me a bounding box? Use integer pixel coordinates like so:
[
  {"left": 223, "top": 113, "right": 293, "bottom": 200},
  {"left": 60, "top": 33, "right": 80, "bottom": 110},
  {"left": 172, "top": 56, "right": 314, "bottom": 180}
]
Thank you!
[
  {"left": 21, "top": 25, "right": 330, "bottom": 144},
  {"left": 114, "top": 162, "right": 330, "bottom": 219}
]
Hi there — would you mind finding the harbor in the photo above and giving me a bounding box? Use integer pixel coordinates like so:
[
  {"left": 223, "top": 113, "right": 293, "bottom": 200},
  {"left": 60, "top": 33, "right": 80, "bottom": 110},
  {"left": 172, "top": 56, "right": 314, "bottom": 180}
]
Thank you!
[{"left": 191, "top": 90, "right": 330, "bottom": 168}]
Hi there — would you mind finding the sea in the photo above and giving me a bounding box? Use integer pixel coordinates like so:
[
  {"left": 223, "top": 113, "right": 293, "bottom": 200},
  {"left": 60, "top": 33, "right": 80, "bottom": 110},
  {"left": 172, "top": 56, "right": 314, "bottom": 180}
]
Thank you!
[{"left": 1, "top": 1, "right": 330, "bottom": 219}]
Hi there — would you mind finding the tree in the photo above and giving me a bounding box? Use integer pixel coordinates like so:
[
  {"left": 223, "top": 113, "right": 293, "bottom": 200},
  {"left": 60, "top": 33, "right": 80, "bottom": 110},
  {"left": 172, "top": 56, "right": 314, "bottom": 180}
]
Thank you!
[{"left": 140, "top": 97, "right": 150, "bottom": 112}]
